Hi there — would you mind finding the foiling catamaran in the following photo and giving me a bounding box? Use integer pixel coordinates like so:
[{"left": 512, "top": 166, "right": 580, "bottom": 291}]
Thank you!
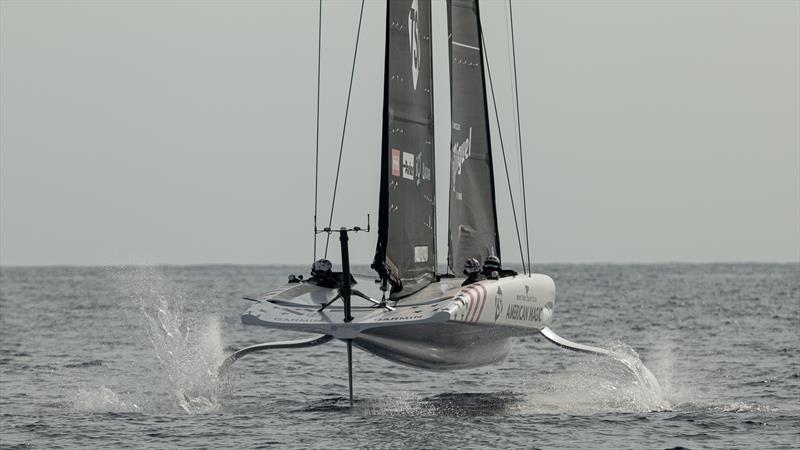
[{"left": 222, "top": 0, "right": 661, "bottom": 405}]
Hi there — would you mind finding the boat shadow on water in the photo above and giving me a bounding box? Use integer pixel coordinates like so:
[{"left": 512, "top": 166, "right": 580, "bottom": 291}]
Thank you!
[{"left": 300, "top": 391, "right": 526, "bottom": 417}]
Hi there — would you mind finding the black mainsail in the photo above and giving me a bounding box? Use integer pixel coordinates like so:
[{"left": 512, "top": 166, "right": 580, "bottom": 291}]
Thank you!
[
  {"left": 373, "top": 0, "right": 437, "bottom": 296},
  {"left": 446, "top": 0, "right": 501, "bottom": 274}
]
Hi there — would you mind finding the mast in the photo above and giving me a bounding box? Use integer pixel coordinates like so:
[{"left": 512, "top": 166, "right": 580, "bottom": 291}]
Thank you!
[
  {"left": 446, "top": 0, "right": 501, "bottom": 274},
  {"left": 372, "top": 0, "right": 437, "bottom": 297}
]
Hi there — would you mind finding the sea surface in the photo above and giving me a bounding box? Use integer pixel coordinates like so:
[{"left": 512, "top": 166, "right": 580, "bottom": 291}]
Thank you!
[{"left": 1, "top": 263, "right": 798, "bottom": 449}]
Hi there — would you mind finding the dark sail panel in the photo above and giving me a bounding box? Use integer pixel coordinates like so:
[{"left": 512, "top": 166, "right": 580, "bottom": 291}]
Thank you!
[
  {"left": 446, "top": 0, "right": 501, "bottom": 274},
  {"left": 373, "top": 0, "right": 436, "bottom": 297}
]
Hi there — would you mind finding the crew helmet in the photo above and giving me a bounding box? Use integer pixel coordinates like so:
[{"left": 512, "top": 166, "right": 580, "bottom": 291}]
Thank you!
[
  {"left": 483, "top": 255, "right": 501, "bottom": 271},
  {"left": 311, "top": 258, "right": 332, "bottom": 275},
  {"left": 463, "top": 258, "right": 481, "bottom": 275}
]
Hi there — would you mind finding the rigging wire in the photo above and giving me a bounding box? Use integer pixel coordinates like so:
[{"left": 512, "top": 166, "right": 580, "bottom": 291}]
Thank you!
[
  {"left": 324, "top": 0, "right": 366, "bottom": 258},
  {"left": 503, "top": 1, "right": 519, "bottom": 163},
  {"left": 480, "top": 31, "right": 526, "bottom": 274},
  {"left": 508, "top": 0, "right": 532, "bottom": 275},
  {"left": 313, "top": 0, "right": 322, "bottom": 262}
]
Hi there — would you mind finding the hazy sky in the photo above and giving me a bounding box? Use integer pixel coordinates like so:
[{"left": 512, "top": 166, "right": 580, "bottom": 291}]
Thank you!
[{"left": 1, "top": 0, "right": 798, "bottom": 266}]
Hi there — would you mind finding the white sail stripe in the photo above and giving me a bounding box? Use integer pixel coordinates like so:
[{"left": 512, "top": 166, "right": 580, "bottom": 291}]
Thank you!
[{"left": 452, "top": 41, "right": 480, "bottom": 51}]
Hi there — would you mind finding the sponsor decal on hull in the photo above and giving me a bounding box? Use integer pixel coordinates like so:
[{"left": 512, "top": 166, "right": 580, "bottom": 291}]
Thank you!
[
  {"left": 455, "top": 284, "right": 488, "bottom": 323},
  {"left": 494, "top": 287, "right": 503, "bottom": 321},
  {"left": 498, "top": 285, "right": 551, "bottom": 325},
  {"left": 516, "top": 285, "right": 538, "bottom": 303},
  {"left": 263, "top": 308, "right": 322, "bottom": 323},
  {"left": 505, "top": 304, "right": 543, "bottom": 322},
  {"left": 374, "top": 314, "right": 425, "bottom": 322}
]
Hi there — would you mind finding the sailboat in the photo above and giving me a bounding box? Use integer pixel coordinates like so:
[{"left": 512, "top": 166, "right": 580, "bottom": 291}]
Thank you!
[{"left": 223, "top": 0, "right": 661, "bottom": 405}]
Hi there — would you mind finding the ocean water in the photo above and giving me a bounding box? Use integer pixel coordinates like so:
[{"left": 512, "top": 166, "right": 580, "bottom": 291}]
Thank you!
[{"left": 1, "top": 263, "right": 798, "bottom": 449}]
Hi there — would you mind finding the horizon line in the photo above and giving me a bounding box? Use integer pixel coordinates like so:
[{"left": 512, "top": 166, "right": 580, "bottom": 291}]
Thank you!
[{"left": 2, "top": 260, "right": 798, "bottom": 269}]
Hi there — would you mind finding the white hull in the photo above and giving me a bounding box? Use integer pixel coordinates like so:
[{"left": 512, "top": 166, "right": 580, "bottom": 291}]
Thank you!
[
  {"left": 241, "top": 273, "right": 555, "bottom": 370},
  {"left": 353, "top": 322, "right": 512, "bottom": 370}
]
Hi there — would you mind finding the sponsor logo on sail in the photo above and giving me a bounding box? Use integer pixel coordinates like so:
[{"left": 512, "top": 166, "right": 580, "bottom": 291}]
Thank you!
[
  {"left": 391, "top": 149, "right": 401, "bottom": 177},
  {"left": 451, "top": 126, "right": 472, "bottom": 192},
  {"left": 415, "top": 152, "right": 431, "bottom": 186},
  {"left": 414, "top": 245, "right": 429, "bottom": 263},
  {"left": 408, "top": 0, "right": 420, "bottom": 90},
  {"left": 402, "top": 152, "right": 415, "bottom": 180}
]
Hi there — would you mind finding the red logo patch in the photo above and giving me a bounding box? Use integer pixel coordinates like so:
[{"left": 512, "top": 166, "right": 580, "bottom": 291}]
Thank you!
[{"left": 391, "top": 149, "right": 401, "bottom": 177}]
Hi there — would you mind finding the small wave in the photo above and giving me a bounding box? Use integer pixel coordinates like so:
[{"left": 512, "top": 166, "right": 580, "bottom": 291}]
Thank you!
[
  {"left": 302, "top": 396, "right": 353, "bottom": 413},
  {"left": 64, "top": 359, "right": 104, "bottom": 368},
  {"left": 302, "top": 391, "right": 527, "bottom": 417},
  {"left": 664, "top": 401, "right": 781, "bottom": 415}
]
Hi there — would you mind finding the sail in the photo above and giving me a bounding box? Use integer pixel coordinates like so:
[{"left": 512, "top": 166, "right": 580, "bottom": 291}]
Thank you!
[
  {"left": 446, "top": 0, "right": 501, "bottom": 274},
  {"left": 373, "top": 0, "right": 437, "bottom": 297}
]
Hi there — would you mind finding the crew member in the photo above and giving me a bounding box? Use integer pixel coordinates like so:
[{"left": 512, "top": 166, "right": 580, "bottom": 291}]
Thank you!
[
  {"left": 287, "top": 274, "right": 302, "bottom": 283},
  {"left": 482, "top": 255, "right": 501, "bottom": 280},
  {"left": 308, "top": 258, "right": 337, "bottom": 288},
  {"left": 462, "top": 257, "right": 484, "bottom": 286},
  {"left": 482, "top": 255, "right": 517, "bottom": 279}
]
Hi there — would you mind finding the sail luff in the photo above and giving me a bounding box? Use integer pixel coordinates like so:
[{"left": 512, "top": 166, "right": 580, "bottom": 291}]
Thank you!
[
  {"left": 430, "top": 0, "right": 438, "bottom": 285},
  {"left": 373, "top": 0, "right": 392, "bottom": 287},
  {"left": 446, "top": 0, "right": 501, "bottom": 275},
  {"left": 476, "top": 0, "right": 501, "bottom": 263}
]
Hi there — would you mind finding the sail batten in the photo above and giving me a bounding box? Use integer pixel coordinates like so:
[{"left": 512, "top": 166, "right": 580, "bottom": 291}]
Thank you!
[
  {"left": 447, "top": 0, "right": 501, "bottom": 275},
  {"left": 373, "top": 0, "right": 437, "bottom": 297}
]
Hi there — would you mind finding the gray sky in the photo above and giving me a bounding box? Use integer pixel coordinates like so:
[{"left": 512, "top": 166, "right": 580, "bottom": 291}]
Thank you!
[{"left": 1, "top": 0, "right": 798, "bottom": 266}]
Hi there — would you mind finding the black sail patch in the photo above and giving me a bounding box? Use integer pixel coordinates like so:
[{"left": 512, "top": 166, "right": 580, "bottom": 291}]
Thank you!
[
  {"left": 446, "top": 0, "right": 501, "bottom": 275},
  {"left": 373, "top": 0, "right": 436, "bottom": 297}
]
